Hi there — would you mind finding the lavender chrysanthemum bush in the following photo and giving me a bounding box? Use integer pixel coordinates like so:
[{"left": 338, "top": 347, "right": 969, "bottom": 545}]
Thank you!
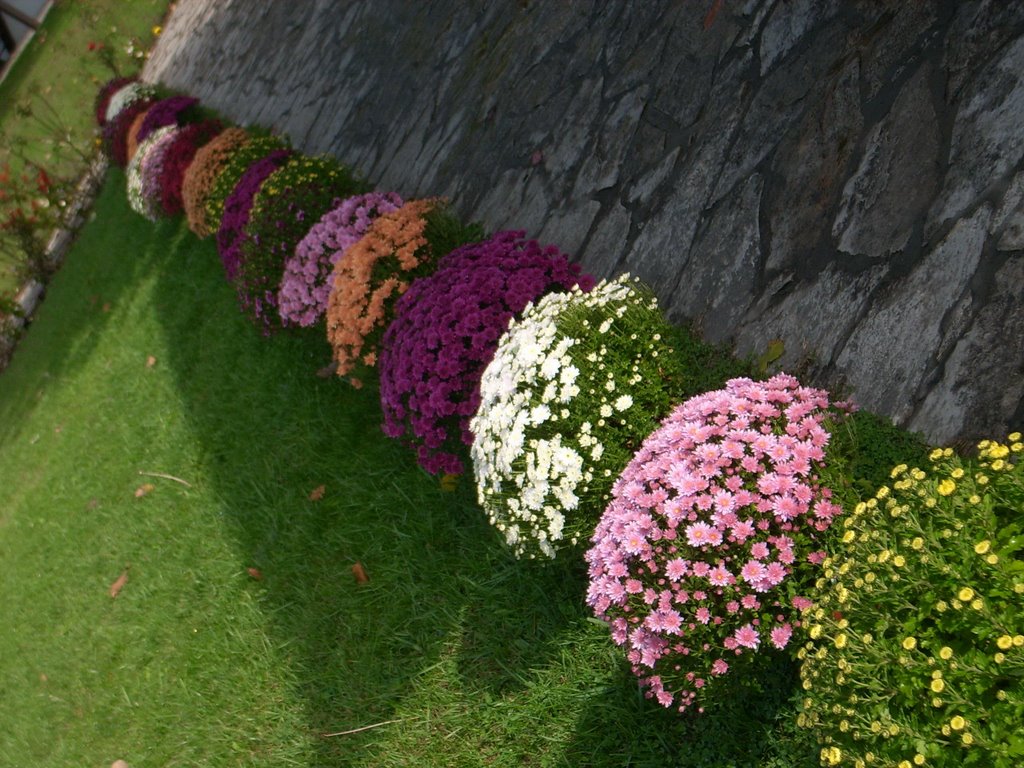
[
  {"left": 378, "top": 230, "right": 594, "bottom": 476},
  {"left": 278, "top": 192, "right": 404, "bottom": 328},
  {"left": 470, "top": 275, "right": 695, "bottom": 559},
  {"left": 585, "top": 374, "right": 850, "bottom": 714}
]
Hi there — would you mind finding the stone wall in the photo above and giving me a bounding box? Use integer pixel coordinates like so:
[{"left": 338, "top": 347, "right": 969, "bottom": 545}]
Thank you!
[{"left": 144, "top": 0, "right": 1024, "bottom": 445}]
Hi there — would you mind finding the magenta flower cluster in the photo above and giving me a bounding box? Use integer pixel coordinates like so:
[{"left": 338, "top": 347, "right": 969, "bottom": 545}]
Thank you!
[
  {"left": 136, "top": 96, "right": 199, "bottom": 144},
  {"left": 278, "top": 191, "right": 404, "bottom": 327},
  {"left": 216, "top": 149, "right": 293, "bottom": 281},
  {"left": 378, "top": 230, "right": 594, "bottom": 476},
  {"left": 585, "top": 374, "right": 845, "bottom": 713}
]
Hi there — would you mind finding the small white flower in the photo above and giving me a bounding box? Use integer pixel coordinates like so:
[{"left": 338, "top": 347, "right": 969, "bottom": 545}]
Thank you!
[
  {"left": 614, "top": 394, "right": 634, "bottom": 411},
  {"left": 600, "top": 404, "right": 613, "bottom": 418}
]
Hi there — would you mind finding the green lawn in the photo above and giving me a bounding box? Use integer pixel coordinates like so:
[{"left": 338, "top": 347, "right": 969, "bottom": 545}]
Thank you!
[{"left": 0, "top": 169, "right": 846, "bottom": 767}]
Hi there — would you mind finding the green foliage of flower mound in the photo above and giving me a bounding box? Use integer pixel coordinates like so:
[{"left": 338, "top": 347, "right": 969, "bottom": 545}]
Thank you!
[{"left": 797, "top": 435, "right": 1024, "bottom": 768}]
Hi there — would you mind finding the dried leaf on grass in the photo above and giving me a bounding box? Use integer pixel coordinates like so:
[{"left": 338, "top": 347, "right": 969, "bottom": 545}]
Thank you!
[
  {"left": 351, "top": 562, "right": 369, "bottom": 584},
  {"left": 315, "top": 362, "right": 338, "bottom": 378},
  {"left": 247, "top": 567, "right": 263, "bottom": 581},
  {"left": 109, "top": 566, "right": 130, "bottom": 598},
  {"left": 308, "top": 484, "right": 326, "bottom": 501},
  {"left": 134, "top": 483, "right": 155, "bottom": 498},
  {"left": 145, "top": 355, "right": 157, "bottom": 368}
]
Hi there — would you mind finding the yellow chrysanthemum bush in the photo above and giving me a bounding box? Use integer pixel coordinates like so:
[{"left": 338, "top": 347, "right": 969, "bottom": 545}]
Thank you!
[{"left": 797, "top": 434, "right": 1024, "bottom": 768}]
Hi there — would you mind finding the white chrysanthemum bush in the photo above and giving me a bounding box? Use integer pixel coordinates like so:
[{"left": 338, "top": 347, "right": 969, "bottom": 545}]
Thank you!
[
  {"left": 586, "top": 374, "right": 854, "bottom": 714},
  {"left": 471, "top": 274, "right": 722, "bottom": 560},
  {"left": 103, "top": 81, "right": 154, "bottom": 124}
]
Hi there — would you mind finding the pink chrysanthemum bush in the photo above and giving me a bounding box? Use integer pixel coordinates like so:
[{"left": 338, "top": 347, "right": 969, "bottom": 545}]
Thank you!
[
  {"left": 585, "top": 374, "right": 851, "bottom": 714},
  {"left": 278, "top": 192, "right": 404, "bottom": 328},
  {"left": 797, "top": 437, "right": 1024, "bottom": 768},
  {"left": 378, "top": 230, "right": 594, "bottom": 476}
]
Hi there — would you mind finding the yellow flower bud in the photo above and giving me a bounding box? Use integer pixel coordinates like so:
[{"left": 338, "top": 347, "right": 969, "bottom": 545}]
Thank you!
[
  {"left": 950, "top": 715, "right": 965, "bottom": 730},
  {"left": 930, "top": 678, "right": 945, "bottom": 693},
  {"left": 902, "top": 636, "right": 917, "bottom": 650},
  {"left": 974, "top": 540, "right": 991, "bottom": 554},
  {"left": 939, "top": 646, "right": 953, "bottom": 659},
  {"left": 937, "top": 479, "right": 956, "bottom": 496},
  {"left": 958, "top": 587, "right": 975, "bottom": 601}
]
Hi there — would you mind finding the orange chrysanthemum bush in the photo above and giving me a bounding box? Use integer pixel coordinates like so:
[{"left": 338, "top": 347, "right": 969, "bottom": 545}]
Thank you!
[
  {"left": 181, "top": 127, "right": 251, "bottom": 237},
  {"left": 325, "top": 200, "right": 483, "bottom": 386},
  {"left": 125, "top": 108, "right": 152, "bottom": 165}
]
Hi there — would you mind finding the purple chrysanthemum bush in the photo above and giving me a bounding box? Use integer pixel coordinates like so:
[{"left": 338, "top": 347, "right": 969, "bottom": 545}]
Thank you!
[
  {"left": 378, "top": 230, "right": 594, "bottom": 475},
  {"left": 585, "top": 374, "right": 851, "bottom": 713},
  {"left": 278, "top": 191, "right": 404, "bottom": 328}
]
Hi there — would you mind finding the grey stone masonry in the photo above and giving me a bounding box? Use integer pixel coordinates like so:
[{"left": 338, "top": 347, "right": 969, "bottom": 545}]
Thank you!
[{"left": 144, "top": 0, "right": 1024, "bottom": 446}]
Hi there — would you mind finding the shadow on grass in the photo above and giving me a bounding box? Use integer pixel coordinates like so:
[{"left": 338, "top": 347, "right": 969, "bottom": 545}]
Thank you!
[
  {"left": 0, "top": 169, "right": 176, "bottom": 445},
  {"left": 564, "top": 655, "right": 820, "bottom": 768},
  {"left": 144, "top": 208, "right": 587, "bottom": 764}
]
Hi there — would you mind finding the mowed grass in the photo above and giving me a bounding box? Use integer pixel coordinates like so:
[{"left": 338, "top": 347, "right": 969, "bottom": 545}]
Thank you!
[{"left": 0, "top": 171, "right": 851, "bottom": 767}]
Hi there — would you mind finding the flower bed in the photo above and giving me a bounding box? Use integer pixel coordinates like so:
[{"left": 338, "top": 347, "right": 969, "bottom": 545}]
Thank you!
[
  {"left": 90, "top": 79, "right": 1020, "bottom": 758},
  {"left": 278, "top": 191, "right": 403, "bottom": 328},
  {"left": 325, "top": 200, "right": 483, "bottom": 385},
  {"left": 379, "top": 230, "right": 593, "bottom": 475},
  {"left": 95, "top": 77, "right": 136, "bottom": 127},
  {"left": 102, "top": 81, "right": 153, "bottom": 125},
  {"left": 126, "top": 125, "right": 176, "bottom": 220},
  {"left": 102, "top": 96, "right": 156, "bottom": 168}
]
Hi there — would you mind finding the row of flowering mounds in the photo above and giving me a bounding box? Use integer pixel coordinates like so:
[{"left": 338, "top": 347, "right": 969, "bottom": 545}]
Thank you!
[{"left": 98, "top": 77, "right": 1023, "bottom": 766}]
